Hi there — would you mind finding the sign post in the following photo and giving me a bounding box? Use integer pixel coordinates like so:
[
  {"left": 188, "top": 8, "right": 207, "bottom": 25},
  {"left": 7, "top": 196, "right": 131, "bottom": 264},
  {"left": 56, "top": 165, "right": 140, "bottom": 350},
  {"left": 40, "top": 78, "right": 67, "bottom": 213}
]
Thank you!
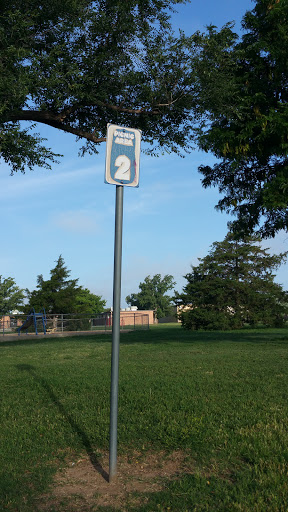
[
  {"left": 105, "top": 124, "right": 141, "bottom": 482},
  {"left": 109, "top": 184, "right": 123, "bottom": 482}
]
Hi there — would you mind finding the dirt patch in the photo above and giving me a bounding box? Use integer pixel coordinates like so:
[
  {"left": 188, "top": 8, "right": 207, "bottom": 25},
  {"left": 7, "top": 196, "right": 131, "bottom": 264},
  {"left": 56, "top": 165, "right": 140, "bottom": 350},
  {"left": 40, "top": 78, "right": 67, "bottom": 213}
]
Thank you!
[{"left": 39, "top": 450, "right": 193, "bottom": 511}]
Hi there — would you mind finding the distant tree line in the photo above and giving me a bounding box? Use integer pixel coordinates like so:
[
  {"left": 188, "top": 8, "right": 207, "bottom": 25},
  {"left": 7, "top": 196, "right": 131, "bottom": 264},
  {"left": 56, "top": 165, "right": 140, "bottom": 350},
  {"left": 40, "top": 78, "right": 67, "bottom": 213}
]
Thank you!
[{"left": 1, "top": 234, "right": 288, "bottom": 330}]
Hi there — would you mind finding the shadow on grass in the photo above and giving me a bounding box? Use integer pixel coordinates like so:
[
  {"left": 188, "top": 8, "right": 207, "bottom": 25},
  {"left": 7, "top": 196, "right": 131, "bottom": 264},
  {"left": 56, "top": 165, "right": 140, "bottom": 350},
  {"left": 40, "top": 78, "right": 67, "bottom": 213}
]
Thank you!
[
  {"left": 1, "top": 326, "right": 287, "bottom": 349},
  {"left": 0, "top": 333, "right": 112, "bottom": 348},
  {"left": 122, "top": 326, "right": 288, "bottom": 345},
  {"left": 16, "top": 363, "right": 109, "bottom": 482}
]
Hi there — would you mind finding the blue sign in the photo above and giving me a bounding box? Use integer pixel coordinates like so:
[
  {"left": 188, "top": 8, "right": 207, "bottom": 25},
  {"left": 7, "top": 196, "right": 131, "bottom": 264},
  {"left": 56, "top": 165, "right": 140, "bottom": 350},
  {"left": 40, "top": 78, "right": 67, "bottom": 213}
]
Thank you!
[{"left": 105, "top": 124, "right": 141, "bottom": 187}]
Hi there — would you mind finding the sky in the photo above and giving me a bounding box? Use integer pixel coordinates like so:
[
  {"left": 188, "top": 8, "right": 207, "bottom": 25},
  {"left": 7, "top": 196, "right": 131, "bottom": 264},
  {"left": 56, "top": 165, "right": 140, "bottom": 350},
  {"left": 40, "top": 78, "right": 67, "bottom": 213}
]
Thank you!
[{"left": 1, "top": 0, "right": 287, "bottom": 309}]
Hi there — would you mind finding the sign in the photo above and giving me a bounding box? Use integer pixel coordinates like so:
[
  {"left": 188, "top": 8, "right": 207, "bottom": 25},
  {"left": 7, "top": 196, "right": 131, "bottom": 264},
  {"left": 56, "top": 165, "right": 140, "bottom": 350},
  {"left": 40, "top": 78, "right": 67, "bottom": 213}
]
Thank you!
[
  {"left": 105, "top": 124, "right": 141, "bottom": 187},
  {"left": 104, "top": 123, "right": 141, "bottom": 481}
]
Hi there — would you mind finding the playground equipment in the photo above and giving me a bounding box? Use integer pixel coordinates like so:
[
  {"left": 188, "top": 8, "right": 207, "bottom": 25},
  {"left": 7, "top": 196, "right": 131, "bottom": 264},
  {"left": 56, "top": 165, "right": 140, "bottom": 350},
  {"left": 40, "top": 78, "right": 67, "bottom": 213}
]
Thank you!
[{"left": 17, "top": 308, "right": 47, "bottom": 336}]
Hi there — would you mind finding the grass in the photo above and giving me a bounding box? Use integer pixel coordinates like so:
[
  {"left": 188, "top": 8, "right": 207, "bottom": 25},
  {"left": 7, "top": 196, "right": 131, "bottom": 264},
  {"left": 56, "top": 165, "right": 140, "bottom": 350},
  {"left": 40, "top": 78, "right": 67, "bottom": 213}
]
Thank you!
[{"left": 1, "top": 325, "right": 288, "bottom": 511}]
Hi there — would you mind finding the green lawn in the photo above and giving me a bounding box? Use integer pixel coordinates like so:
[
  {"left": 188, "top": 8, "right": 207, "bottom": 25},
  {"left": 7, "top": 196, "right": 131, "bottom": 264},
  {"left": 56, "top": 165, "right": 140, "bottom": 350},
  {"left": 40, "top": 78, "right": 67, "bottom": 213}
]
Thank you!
[{"left": 1, "top": 325, "right": 288, "bottom": 511}]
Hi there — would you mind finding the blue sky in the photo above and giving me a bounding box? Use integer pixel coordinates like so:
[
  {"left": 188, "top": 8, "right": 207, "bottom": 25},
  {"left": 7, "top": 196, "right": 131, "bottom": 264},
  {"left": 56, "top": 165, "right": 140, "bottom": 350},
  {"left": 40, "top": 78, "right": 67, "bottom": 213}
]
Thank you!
[{"left": 1, "top": 0, "right": 287, "bottom": 309}]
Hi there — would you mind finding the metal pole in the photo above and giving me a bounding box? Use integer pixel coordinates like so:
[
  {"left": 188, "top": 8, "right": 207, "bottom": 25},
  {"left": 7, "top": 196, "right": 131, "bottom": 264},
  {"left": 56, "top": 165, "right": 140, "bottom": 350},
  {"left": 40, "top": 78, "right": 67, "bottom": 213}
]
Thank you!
[{"left": 109, "top": 185, "right": 124, "bottom": 482}]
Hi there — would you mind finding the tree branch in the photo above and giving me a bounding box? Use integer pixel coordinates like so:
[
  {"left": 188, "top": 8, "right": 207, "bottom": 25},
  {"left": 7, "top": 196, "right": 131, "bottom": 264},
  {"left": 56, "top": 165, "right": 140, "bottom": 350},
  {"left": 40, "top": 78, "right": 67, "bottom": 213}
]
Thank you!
[
  {"left": 9, "top": 110, "right": 106, "bottom": 143},
  {"left": 59, "top": 101, "right": 165, "bottom": 116},
  {"left": 8, "top": 92, "right": 182, "bottom": 141},
  {"left": 99, "top": 102, "right": 162, "bottom": 115}
]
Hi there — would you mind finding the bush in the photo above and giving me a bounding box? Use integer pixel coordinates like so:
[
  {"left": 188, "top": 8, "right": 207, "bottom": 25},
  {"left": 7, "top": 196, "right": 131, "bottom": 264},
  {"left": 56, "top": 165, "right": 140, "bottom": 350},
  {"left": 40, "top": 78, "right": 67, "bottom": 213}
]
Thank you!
[
  {"left": 181, "top": 308, "right": 232, "bottom": 331},
  {"left": 181, "top": 307, "right": 287, "bottom": 331}
]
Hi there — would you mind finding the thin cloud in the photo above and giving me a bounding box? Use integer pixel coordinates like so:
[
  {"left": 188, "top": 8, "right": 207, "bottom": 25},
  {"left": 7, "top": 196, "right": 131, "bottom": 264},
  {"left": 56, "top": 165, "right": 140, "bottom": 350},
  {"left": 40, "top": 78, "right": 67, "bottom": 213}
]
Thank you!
[
  {"left": 0, "top": 164, "right": 103, "bottom": 199},
  {"left": 52, "top": 210, "right": 101, "bottom": 234}
]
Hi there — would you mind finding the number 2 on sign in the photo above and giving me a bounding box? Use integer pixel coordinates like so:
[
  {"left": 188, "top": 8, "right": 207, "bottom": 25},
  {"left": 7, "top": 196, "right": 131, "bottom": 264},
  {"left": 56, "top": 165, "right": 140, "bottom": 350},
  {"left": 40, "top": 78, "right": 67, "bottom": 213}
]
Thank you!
[{"left": 115, "top": 155, "right": 131, "bottom": 181}]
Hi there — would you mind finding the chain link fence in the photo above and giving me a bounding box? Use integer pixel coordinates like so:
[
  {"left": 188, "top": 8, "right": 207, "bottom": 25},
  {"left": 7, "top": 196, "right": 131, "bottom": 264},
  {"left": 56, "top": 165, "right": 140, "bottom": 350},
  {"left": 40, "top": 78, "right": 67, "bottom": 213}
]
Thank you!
[{"left": 0, "top": 312, "right": 149, "bottom": 336}]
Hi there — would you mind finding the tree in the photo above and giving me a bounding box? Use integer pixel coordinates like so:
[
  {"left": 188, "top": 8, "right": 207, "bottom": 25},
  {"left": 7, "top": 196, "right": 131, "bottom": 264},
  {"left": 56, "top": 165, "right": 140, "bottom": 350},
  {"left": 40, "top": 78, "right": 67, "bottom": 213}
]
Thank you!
[
  {"left": 1, "top": 0, "right": 200, "bottom": 174},
  {"left": 175, "top": 232, "right": 288, "bottom": 330},
  {"left": 75, "top": 288, "right": 106, "bottom": 317},
  {"left": 0, "top": 276, "right": 25, "bottom": 314},
  {"left": 126, "top": 274, "right": 176, "bottom": 319},
  {"left": 193, "top": 0, "right": 288, "bottom": 237},
  {"left": 26, "top": 255, "right": 80, "bottom": 314},
  {"left": 26, "top": 255, "right": 105, "bottom": 315}
]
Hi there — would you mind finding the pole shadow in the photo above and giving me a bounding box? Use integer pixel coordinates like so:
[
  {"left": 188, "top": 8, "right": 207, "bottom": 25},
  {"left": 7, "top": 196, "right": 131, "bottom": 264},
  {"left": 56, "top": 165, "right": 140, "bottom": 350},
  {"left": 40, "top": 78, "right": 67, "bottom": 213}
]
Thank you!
[{"left": 16, "top": 364, "right": 109, "bottom": 482}]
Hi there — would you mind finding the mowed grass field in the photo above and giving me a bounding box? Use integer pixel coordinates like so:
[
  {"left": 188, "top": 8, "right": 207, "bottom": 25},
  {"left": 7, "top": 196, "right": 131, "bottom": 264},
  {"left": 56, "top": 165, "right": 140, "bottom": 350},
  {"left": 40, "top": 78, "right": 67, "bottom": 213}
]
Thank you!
[{"left": 1, "top": 325, "right": 288, "bottom": 511}]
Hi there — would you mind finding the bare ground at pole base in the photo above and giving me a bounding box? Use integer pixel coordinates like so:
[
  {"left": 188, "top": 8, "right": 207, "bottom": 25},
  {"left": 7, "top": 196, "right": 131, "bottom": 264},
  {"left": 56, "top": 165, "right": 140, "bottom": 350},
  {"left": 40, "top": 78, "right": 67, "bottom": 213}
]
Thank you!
[{"left": 38, "top": 450, "right": 193, "bottom": 511}]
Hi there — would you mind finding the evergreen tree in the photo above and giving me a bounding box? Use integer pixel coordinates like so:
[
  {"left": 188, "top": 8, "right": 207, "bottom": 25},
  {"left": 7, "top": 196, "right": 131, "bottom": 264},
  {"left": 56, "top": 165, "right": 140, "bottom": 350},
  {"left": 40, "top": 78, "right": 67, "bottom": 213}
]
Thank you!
[
  {"left": 26, "top": 256, "right": 80, "bottom": 314},
  {"left": 175, "top": 232, "right": 288, "bottom": 330},
  {"left": 126, "top": 274, "right": 176, "bottom": 319},
  {"left": 26, "top": 255, "right": 105, "bottom": 315}
]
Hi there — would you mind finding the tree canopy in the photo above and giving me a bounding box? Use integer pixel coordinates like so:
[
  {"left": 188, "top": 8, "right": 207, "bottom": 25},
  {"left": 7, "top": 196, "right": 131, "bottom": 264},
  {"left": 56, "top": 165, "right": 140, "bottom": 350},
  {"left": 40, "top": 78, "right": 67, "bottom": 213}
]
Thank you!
[
  {"left": 0, "top": 276, "right": 25, "bottom": 314},
  {"left": 2, "top": 0, "right": 288, "bottom": 238},
  {"left": 1, "top": 0, "right": 199, "bottom": 174},
  {"left": 126, "top": 274, "right": 176, "bottom": 319},
  {"left": 75, "top": 287, "right": 106, "bottom": 317},
  {"left": 175, "top": 232, "right": 288, "bottom": 330},
  {"left": 194, "top": 0, "right": 288, "bottom": 237},
  {"left": 26, "top": 255, "right": 105, "bottom": 315}
]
